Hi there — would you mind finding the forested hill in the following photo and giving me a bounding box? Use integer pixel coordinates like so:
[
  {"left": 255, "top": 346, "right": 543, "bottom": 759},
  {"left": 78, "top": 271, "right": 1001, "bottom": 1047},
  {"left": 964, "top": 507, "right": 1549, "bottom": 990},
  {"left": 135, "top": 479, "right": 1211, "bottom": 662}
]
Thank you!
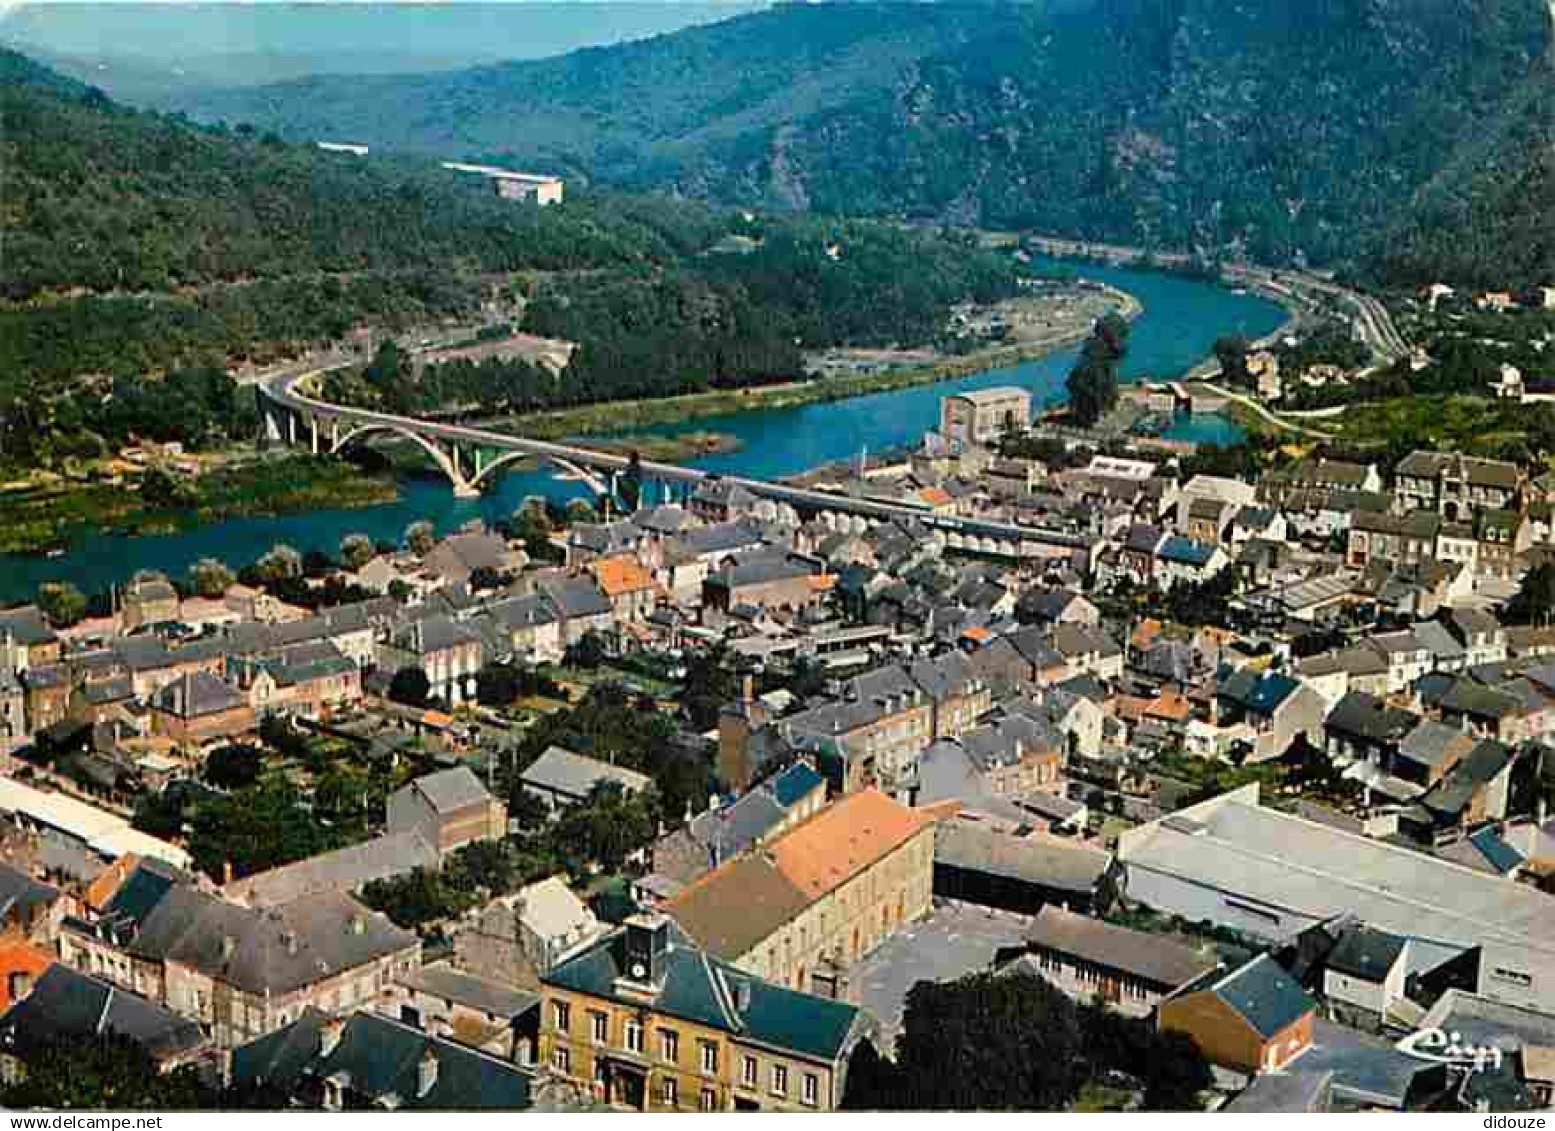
[
  {"left": 162, "top": 0, "right": 1551, "bottom": 269},
  {"left": 1364, "top": 63, "right": 1555, "bottom": 290}
]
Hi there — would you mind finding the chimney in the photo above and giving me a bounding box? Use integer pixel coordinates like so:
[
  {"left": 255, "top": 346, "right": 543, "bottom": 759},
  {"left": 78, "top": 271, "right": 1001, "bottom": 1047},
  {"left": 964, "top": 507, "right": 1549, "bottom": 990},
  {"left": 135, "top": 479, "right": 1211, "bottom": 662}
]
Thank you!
[
  {"left": 734, "top": 978, "right": 752, "bottom": 1014},
  {"left": 741, "top": 674, "right": 755, "bottom": 703},
  {"left": 223, "top": 859, "right": 234, "bottom": 886},
  {"left": 220, "top": 935, "right": 236, "bottom": 962},
  {"left": 320, "top": 1016, "right": 346, "bottom": 1057},
  {"left": 283, "top": 930, "right": 299, "bottom": 955}
]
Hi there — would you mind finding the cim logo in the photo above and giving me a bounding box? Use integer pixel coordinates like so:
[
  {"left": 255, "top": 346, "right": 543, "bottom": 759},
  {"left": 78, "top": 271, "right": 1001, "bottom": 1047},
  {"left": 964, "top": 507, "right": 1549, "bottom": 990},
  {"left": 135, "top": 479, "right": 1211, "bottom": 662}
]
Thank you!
[{"left": 1394, "top": 1027, "right": 1506, "bottom": 1073}]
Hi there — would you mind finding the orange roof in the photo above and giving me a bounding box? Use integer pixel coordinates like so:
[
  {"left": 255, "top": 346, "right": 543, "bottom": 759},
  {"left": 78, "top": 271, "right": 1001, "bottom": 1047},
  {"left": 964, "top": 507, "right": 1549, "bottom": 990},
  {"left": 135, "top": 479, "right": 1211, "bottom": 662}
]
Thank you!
[
  {"left": 1114, "top": 694, "right": 1151, "bottom": 721},
  {"left": 771, "top": 789, "right": 933, "bottom": 900},
  {"left": 0, "top": 944, "right": 53, "bottom": 1011},
  {"left": 1146, "top": 689, "right": 1192, "bottom": 722},
  {"left": 918, "top": 486, "right": 954, "bottom": 508},
  {"left": 961, "top": 626, "right": 994, "bottom": 644},
  {"left": 590, "top": 554, "right": 654, "bottom": 597},
  {"left": 1131, "top": 618, "right": 1163, "bottom": 651},
  {"left": 85, "top": 852, "right": 141, "bottom": 913},
  {"left": 917, "top": 799, "right": 964, "bottom": 822},
  {"left": 809, "top": 574, "right": 837, "bottom": 592}
]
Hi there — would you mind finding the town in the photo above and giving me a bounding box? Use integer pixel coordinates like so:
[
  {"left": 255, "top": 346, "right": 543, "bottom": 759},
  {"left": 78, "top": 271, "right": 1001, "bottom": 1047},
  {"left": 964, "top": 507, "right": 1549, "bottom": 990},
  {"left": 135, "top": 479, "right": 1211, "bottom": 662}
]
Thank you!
[{"left": 0, "top": 266, "right": 1554, "bottom": 1114}]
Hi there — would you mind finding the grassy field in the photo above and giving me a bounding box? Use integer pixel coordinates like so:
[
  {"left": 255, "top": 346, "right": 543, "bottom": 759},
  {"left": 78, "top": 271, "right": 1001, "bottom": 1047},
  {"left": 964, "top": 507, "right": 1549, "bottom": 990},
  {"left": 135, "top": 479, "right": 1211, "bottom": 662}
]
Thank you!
[{"left": 1326, "top": 394, "right": 1540, "bottom": 456}]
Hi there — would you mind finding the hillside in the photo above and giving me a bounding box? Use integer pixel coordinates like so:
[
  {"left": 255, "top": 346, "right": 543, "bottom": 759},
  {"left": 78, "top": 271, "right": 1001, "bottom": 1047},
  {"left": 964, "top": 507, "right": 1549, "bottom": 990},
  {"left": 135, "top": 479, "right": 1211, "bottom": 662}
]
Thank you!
[
  {"left": 0, "top": 48, "right": 1020, "bottom": 475},
  {"left": 1366, "top": 63, "right": 1555, "bottom": 289},
  {"left": 162, "top": 0, "right": 1552, "bottom": 267}
]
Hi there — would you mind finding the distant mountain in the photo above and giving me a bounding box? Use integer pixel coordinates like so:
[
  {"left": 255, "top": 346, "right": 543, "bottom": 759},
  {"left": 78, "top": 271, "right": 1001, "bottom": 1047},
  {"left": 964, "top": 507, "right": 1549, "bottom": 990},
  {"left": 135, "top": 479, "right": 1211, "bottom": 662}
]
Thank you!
[
  {"left": 162, "top": 0, "right": 1552, "bottom": 267},
  {"left": 1366, "top": 63, "right": 1555, "bottom": 289}
]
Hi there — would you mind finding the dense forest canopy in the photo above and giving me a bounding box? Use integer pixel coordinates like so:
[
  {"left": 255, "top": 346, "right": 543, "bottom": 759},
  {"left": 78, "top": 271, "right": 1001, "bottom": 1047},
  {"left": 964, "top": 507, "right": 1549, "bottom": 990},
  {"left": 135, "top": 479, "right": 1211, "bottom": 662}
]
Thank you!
[{"left": 157, "top": 0, "right": 1552, "bottom": 276}]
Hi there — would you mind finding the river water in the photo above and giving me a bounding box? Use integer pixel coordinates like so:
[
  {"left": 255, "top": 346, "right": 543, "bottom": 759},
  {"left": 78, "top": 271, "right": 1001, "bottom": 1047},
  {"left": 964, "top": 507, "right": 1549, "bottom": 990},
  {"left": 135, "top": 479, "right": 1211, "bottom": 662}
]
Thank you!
[{"left": 0, "top": 259, "right": 1284, "bottom": 602}]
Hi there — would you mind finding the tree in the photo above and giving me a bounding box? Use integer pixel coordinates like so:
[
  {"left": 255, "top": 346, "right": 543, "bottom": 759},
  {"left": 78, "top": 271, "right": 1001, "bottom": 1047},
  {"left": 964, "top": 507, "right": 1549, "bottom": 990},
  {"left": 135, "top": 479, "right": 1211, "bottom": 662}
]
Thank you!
[
  {"left": 339, "top": 533, "right": 375, "bottom": 571},
  {"left": 681, "top": 644, "right": 744, "bottom": 731},
  {"left": 565, "top": 630, "right": 609, "bottom": 670},
  {"left": 619, "top": 450, "right": 644, "bottom": 512},
  {"left": 189, "top": 557, "right": 235, "bottom": 597},
  {"left": 1506, "top": 562, "right": 1555, "bottom": 625},
  {"left": 0, "top": 1032, "right": 214, "bottom": 1110},
  {"left": 131, "top": 790, "right": 185, "bottom": 839},
  {"left": 360, "top": 868, "right": 469, "bottom": 931},
  {"left": 509, "top": 786, "right": 551, "bottom": 832},
  {"left": 1065, "top": 314, "right": 1130, "bottom": 427},
  {"left": 1213, "top": 334, "right": 1252, "bottom": 386},
  {"left": 404, "top": 519, "right": 436, "bottom": 556},
  {"left": 187, "top": 778, "right": 330, "bottom": 882},
  {"left": 388, "top": 665, "right": 432, "bottom": 708},
  {"left": 204, "top": 743, "right": 263, "bottom": 790},
  {"left": 564, "top": 498, "right": 599, "bottom": 526},
  {"left": 476, "top": 662, "right": 523, "bottom": 707},
  {"left": 36, "top": 580, "right": 86, "bottom": 627},
  {"left": 553, "top": 780, "right": 657, "bottom": 873},
  {"left": 254, "top": 543, "right": 302, "bottom": 583}
]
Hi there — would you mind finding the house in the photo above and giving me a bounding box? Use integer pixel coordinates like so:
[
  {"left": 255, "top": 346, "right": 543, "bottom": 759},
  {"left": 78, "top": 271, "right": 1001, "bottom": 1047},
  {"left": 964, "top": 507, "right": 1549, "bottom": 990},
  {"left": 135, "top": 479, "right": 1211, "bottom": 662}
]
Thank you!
[
  {"left": 539, "top": 913, "right": 869, "bottom": 1111},
  {"left": 704, "top": 553, "right": 828, "bottom": 615},
  {"left": 1392, "top": 719, "right": 1476, "bottom": 789},
  {"left": 664, "top": 789, "right": 935, "bottom": 989},
  {"left": 518, "top": 747, "right": 652, "bottom": 817},
  {"left": 939, "top": 388, "right": 1031, "bottom": 448},
  {"left": 148, "top": 670, "right": 254, "bottom": 748},
  {"left": 378, "top": 616, "right": 483, "bottom": 705},
  {"left": 931, "top": 818, "right": 1112, "bottom": 915},
  {"left": 535, "top": 576, "right": 615, "bottom": 647},
  {"left": 455, "top": 874, "right": 607, "bottom": 989},
  {"left": 390, "top": 962, "right": 539, "bottom": 1060},
  {"left": 386, "top": 767, "right": 507, "bottom": 858},
  {"left": 650, "top": 762, "right": 827, "bottom": 888},
  {"left": 1156, "top": 536, "right": 1228, "bottom": 588},
  {"left": 423, "top": 529, "right": 519, "bottom": 586},
  {"left": 120, "top": 574, "right": 181, "bottom": 632},
  {"left": 1008, "top": 905, "right": 1217, "bottom": 1018},
  {"left": 588, "top": 555, "right": 658, "bottom": 623},
  {"left": 1393, "top": 450, "right": 1522, "bottom": 522},
  {"left": 1215, "top": 668, "right": 1325, "bottom": 762},
  {"left": 1321, "top": 924, "right": 1412, "bottom": 1034},
  {"left": 0, "top": 864, "right": 63, "bottom": 947},
  {"left": 0, "top": 963, "right": 210, "bottom": 1076},
  {"left": 482, "top": 594, "right": 564, "bottom": 665},
  {"left": 0, "top": 606, "right": 61, "bottom": 669},
  {"left": 1159, "top": 954, "right": 1316, "bottom": 1075},
  {"left": 231, "top": 1007, "right": 536, "bottom": 1110},
  {"left": 778, "top": 671, "right": 933, "bottom": 797},
  {"left": 60, "top": 884, "right": 420, "bottom": 1049},
  {"left": 223, "top": 831, "right": 441, "bottom": 908},
  {"left": 906, "top": 650, "right": 992, "bottom": 739}
]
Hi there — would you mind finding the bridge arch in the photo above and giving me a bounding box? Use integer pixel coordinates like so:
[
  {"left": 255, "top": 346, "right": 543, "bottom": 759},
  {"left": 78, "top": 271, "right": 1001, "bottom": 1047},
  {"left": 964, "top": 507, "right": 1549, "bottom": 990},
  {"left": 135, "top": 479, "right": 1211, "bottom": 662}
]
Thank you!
[{"left": 331, "top": 422, "right": 476, "bottom": 497}]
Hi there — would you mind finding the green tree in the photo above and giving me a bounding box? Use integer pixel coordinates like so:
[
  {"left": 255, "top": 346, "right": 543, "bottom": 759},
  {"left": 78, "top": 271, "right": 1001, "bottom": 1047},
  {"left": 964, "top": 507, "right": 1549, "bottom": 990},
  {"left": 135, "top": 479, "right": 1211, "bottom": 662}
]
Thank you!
[
  {"left": 187, "top": 778, "right": 330, "bottom": 882},
  {"left": 36, "top": 580, "right": 86, "bottom": 627},
  {"left": 404, "top": 520, "right": 436, "bottom": 556},
  {"left": 339, "top": 532, "right": 375, "bottom": 570},
  {"left": 255, "top": 543, "right": 302, "bottom": 582},
  {"left": 0, "top": 1032, "right": 214, "bottom": 1110},
  {"left": 388, "top": 665, "right": 432, "bottom": 708},
  {"left": 1065, "top": 314, "right": 1130, "bottom": 427},
  {"left": 204, "top": 743, "right": 263, "bottom": 790},
  {"left": 1506, "top": 562, "right": 1555, "bottom": 625},
  {"left": 554, "top": 781, "right": 658, "bottom": 872},
  {"left": 189, "top": 557, "right": 235, "bottom": 598},
  {"left": 1213, "top": 334, "right": 1252, "bottom": 386},
  {"left": 476, "top": 662, "right": 523, "bottom": 707},
  {"left": 565, "top": 631, "right": 609, "bottom": 670}
]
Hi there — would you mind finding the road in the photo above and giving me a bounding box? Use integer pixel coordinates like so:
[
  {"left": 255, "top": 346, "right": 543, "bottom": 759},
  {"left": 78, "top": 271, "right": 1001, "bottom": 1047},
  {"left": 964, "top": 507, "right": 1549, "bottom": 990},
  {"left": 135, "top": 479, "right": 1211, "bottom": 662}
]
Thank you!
[
  {"left": 258, "top": 364, "right": 1092, "bottom": 554},
  {"left": 1024, "top": 235, "right": 1410, "bottom": 365}
]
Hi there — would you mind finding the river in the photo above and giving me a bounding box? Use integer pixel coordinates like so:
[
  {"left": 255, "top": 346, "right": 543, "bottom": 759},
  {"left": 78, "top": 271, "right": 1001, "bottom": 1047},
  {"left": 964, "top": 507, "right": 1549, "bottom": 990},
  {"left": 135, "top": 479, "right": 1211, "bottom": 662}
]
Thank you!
[{"left": 0, "top": 258, "right": 1285, "bottom": 602}]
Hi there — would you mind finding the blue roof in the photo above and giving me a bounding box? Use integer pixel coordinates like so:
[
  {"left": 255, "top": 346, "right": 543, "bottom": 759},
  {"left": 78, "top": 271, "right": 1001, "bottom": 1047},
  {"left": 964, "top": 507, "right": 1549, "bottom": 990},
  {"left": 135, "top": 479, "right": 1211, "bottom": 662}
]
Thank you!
[
  {"left": 1158, "top": 535, "right": 1216, "bottom": 567},
  {"left": 544, "top": 922, "right": 860, "bottom": 1063},
  {"left": 1211, "top": 954, "right": 1316, "bottom": 1039},
  {"left": 771, "top": 762, "right": 825, "bottom": 808},
  {"left": 1469, "top": 826, "right": 1525, "bottom": 874},
  {"left": 1245, "top": 672, "right": 1300, "bottom": 713}
]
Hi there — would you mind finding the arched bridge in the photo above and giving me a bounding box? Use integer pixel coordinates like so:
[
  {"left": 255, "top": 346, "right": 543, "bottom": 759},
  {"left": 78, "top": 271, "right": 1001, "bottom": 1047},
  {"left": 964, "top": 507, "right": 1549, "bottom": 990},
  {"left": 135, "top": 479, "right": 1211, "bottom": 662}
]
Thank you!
[{"left": 256, "top": 366, "right": 1089, "bottom": 562}]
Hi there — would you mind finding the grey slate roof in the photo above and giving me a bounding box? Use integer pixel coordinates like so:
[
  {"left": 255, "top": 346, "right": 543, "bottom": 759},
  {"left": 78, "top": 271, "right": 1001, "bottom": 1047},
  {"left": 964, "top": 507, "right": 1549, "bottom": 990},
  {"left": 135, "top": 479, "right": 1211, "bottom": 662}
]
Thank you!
[
  {"left": 149, "top": 670, "right": 247, "bottom": 718},
  {"left": 520, "top": 746, "right": 651, "bottom": 803},
  {"left": 0, "top": 963, "right": 205, "bottom": 1062},
  {"left": 1196, "top": 953, "right": 1315, "bottom": 1039},
  {"left": 232, "top": 1007, "right": 533, "bottom": 1110},
  {"left": 400, "top": 962, "right": 538, "bottom": 1020},
  {"left": 1326, "top": 925, "right": 1408, "bottom": 982},
  {"left": 403, "top": 766, "right": 492, "bottom": 814},
  {"left": 933, "top": 821, "right": 1111, "bottom": 894},
  {"left": 0, "top": 863, "right": 59, "bottom": 921},
  {"left": 0, "top": 605, "right": 58, "bottom": 647},
  {"left": 224, "top": 831, "right": 439, "bottom": 907},
  {"left": 544, "top": 917, "right": 862, "bottom": 1064},
  {"left": 128, "top": 886, "right": 417, "bottom": 995},
  {"left": 1026, "top": 905, "right": 1215, "bottom": 988}
]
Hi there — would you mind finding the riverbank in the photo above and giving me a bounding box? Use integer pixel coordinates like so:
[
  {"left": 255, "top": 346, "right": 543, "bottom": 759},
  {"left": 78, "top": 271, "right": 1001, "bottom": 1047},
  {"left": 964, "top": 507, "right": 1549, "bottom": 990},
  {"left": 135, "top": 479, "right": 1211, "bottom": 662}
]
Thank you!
[
  {"left": 505, "top": 285, "right": 1142, "bottom": 443},
  {"left": 0, "top": 455, "right": 397, "bottom": 556}
]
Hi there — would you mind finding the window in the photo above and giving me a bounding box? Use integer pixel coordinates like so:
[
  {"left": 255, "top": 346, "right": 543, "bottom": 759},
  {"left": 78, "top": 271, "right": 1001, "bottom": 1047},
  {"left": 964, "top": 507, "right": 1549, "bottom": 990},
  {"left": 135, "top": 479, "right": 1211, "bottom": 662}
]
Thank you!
[
  {"left": 660, "top": 1028, "right": 679, "bottom": 1064},
  {"left": 1493, "top": 967, "right": 1533, "bottom": 988},
  {"left": 700, "top": 1087, "right": 717, "bottom": 1112},
  {"left": 625, "top": 1019, "right": 645, "bottom": 1054},
  {"left": 661, "top": 1077, "right": 678, "bottom": 1106},
  {"left": 552, "top": 1000, "right": 571, "bottom": 1033},
  {"left": 772, "top": 1064, "right": 788, "bottom": 1097},
  {"left": 551, "top": 1046, "right": 571, "bottom": 1074},
  {"left": 742, "top": 1055, "right": 758, "bottom": 1088},
  {"left": 591, "top": 1012, "right": 608, "bottom": 1044},
  {"left": 802, "top": 1073, "right": 819, "bottom": 1107},
  {"left": 700, "top": 1040, "right": 719, "bottom": 1074}
]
